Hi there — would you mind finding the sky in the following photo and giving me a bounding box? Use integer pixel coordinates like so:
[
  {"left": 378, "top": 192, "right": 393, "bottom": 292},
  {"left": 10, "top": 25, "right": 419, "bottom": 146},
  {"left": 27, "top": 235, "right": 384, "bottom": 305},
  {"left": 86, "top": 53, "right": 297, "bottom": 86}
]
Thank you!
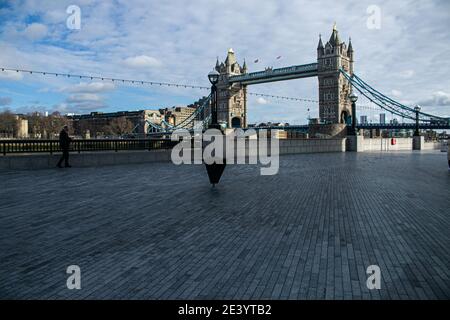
[{"left": 0, "top": 0, "right": 449, "bottom": 124}]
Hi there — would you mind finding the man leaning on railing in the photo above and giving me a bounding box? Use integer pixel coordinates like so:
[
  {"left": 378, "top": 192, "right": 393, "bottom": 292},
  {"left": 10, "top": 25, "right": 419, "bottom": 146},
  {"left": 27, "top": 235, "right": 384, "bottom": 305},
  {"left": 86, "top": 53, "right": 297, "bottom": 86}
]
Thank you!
[{"left": 56, "top": 125, "right": 72, "bottom": 168}]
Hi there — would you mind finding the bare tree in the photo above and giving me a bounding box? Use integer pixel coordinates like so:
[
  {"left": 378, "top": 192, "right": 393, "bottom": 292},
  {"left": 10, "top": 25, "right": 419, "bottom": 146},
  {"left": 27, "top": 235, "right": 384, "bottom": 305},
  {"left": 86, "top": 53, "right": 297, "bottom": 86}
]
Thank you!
[
  {"left": 103, "top": 117, "right": 134, "bottom": 137},
  {"left": 0, "top": 110, "right": 19, "bottom": 138},
  {"left": 44, "top": 112, "right": 66, "bottom": 138},
  {"left": 26, "top": 112, "right": 66, "bottom": 139}
]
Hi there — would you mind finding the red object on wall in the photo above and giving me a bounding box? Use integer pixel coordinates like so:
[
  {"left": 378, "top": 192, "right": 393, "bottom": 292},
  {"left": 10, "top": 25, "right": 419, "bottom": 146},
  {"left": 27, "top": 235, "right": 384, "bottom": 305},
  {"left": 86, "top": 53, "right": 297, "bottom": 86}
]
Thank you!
[{"left": 391, "top": 138, "right": 397, "bottom": 145}]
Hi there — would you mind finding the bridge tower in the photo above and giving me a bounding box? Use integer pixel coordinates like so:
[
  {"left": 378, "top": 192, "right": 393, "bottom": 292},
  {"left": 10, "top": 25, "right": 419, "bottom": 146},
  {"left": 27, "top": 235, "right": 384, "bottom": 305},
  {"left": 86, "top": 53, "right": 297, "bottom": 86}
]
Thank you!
[
  {"left": 215, "top": 48, "right": 247, "bottom": 128},
  {"left": 317, "top": 24, "right": 354, "bottom": 125}
]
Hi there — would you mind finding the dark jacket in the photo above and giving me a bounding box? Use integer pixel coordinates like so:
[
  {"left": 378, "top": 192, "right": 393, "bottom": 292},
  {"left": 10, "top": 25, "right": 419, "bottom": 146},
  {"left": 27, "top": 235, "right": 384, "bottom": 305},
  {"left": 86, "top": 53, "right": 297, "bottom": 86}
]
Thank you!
[{"left": 59, "top": 129, "right": 72, "bottom": 149}]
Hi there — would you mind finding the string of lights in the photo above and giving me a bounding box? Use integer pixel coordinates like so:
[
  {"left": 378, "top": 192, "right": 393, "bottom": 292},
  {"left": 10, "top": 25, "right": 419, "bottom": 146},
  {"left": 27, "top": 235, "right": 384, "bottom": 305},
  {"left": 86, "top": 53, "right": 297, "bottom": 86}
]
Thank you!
[
  {"left": 247, "top": 92, "right": 317, "bottom": 103},
  {"left": 0, "top": 67, "right": 210, "bottom": 90},
  {"left": 0, "top": 67, "right": 318, "bottom": 104}
]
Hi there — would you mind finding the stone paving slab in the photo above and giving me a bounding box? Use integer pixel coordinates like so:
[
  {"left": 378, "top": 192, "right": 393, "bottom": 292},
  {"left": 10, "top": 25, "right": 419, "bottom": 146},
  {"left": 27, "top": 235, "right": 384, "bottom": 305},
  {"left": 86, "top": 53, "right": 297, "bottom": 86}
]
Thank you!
[{"left": 0, "top": 151, "right": 449, "bottom": 299}]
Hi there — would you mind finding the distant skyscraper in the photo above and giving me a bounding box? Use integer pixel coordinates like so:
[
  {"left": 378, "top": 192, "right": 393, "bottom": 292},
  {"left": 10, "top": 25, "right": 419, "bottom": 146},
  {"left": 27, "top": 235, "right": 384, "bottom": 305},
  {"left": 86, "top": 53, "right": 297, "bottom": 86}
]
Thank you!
[
  {"left": 360, "top": 115, "right": 368, "bottom": 124},
  {"left": 380, "top": 113, "right": 386, "bottom": 124}
]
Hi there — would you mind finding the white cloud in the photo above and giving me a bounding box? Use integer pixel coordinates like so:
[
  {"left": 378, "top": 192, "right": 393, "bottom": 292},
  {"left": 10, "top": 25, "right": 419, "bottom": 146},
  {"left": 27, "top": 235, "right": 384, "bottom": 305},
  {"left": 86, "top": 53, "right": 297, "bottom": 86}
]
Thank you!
[
  {"left": 0, "top": 69, "right": 23, "bottom": 80},
  {"left": 418, "top": 91, "right": 450, "bottom": 107},
  {"left": 23, "top": 23, "right": 48, "bottom": 40},
  {"left": 123, "top": 55, "right": 162, "bottom": 68},
  {"left": 61, "top": 82, "right": 115, "bottom": 93},
  {"left": 391, "top": 90, "right": 402, "bottom": 97},
  {"left": 398, "top": 70, "right": 415, "bottom": 79},
  {"left": 58, "top": 94, "right": 108, "bottom": 113},
  {"left": 0, "top": 97, "right": 12, "bottom": 106},
  {"left": 42, "top": 10, "right": 67, "bottom": 24},
  {"left": 52, "top": 102, "right": 73, "bottom": 114},
  {"left": 62, "top": 90, "right": 109, "bottom": 113},
  {"left": 58, "top": 83, "right": 114, "bottom": 113},
  {"left": 66, "top": 93, "right": 102, "bottom": 103},
  {"left": 256, "top": 97, "right": 268, "bottom": 105}
]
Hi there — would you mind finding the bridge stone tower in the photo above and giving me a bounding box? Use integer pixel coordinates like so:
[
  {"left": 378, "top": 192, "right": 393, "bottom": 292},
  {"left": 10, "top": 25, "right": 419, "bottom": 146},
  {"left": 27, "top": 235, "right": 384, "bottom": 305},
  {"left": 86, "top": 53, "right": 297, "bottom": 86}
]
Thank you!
[
  {"left": 215, "top": 48, "right": 248, "bottom": 128},
  {"left": 317, "top": 24, "right": 354, "bottom": 124}
]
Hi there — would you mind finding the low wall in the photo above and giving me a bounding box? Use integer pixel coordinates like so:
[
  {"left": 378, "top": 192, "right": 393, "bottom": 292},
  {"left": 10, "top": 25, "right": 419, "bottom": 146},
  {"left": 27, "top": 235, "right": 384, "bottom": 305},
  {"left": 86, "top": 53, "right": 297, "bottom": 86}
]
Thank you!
[
  {"left": 279, "top": 138, "right": 346, "bottom": 154},
  {"left": 0, "top": 138, "right": 347, "bottom": 170},
  {"left": 363, "top": 138, "right": 412, "bottom": 151},
  {"left": 0, "top": 150, "right": 172, "bottom": 170},
  {"left": 361, "top": 137, "right": 442, "bottom": 151},
  {"left": 422, "top": 141, "right": 442, "bottom": 150},
  {"left": 3, "top": 138, "right": 440, "bottom": 170}
]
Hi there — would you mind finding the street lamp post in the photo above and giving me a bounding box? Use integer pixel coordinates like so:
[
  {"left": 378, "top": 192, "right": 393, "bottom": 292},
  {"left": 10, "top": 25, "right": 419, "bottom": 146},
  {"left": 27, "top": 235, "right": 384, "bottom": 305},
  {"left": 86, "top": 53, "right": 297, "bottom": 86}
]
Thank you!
[
  {"left": 205, "top": 70, "right": 226, "bottom": 187},
  {"left": 414, "top": 105, "right": 421, "bottom": 136},
  {"left": 349, "top": 92, "right": 358, "bottom": 136},
  {"left": 208, "top": 70, "right": 220, "bottom": 129}
]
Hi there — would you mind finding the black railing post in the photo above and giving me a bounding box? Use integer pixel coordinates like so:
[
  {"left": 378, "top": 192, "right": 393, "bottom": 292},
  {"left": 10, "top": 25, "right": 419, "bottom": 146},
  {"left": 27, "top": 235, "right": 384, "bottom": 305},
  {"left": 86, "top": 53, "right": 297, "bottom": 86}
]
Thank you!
[
  {"left": 414, "top": 110, "right": 420, "bottom": 137},
  {"left": 211, "top": 84, "right": 218, "bottom": 127},
  {"left": 350, "top": 101, "right": 357, "bottom": 135}
]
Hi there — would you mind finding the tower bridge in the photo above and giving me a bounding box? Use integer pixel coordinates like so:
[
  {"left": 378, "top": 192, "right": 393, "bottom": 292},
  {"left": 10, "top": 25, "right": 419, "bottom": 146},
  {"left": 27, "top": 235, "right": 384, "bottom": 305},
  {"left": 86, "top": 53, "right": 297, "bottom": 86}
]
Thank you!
[
  {"left": 136, "top": 24, "right": 449, "bottom": 135},
  {"left": 214, "top": 24, "right": 355, "bottom": 130}
]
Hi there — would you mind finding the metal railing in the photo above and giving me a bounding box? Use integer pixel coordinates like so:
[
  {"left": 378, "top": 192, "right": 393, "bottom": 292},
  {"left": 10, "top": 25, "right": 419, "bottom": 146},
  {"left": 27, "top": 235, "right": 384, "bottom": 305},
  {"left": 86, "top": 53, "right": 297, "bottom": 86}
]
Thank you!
[
  {"left": 356, "top": 123, "right": 450, "bottom": 130},
  {"left": 0, "top": 139, "right": 179, "bottom": 155}
]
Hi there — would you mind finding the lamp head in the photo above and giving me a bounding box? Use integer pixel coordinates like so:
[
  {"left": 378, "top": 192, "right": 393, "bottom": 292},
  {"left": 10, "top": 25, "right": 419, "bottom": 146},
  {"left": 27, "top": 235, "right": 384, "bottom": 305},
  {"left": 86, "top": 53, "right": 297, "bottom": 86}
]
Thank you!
[
  {"left": 208, "top": 70, "right": 220, "bottom": 85},
  {"left": 349, "top": 92, "right": 358, "bottom": 103}
]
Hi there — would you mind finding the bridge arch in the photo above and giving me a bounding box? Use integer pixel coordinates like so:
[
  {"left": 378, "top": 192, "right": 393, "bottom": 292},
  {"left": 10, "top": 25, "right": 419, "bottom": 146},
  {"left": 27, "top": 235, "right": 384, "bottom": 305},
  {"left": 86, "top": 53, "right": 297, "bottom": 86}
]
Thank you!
[
  {"left": 340, "top": 110, "right": 350, "bottom": 124},
  {"left": 231, "top": 117, "right": 242, "bottom": 128}
]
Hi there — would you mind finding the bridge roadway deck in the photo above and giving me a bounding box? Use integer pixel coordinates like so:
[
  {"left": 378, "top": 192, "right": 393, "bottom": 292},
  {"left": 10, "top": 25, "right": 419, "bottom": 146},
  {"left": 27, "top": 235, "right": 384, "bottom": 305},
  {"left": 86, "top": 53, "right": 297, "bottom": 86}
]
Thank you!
[{"left": 0, "top": 151, "right": 449, "bottom": 299}]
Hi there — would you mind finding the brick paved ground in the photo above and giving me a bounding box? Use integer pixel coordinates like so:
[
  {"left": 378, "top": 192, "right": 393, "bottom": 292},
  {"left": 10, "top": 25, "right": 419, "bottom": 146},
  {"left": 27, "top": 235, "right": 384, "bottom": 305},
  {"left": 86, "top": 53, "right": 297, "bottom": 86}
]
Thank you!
[{"left": 0, "top": 151, "right": 449, "bottom": 299}]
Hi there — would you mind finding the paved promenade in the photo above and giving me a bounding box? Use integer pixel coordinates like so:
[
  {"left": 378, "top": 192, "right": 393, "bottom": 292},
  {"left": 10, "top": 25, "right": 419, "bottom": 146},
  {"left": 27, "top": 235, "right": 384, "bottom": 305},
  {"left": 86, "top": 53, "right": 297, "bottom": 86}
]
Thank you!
[{"left": 0, "top": 151, "right": 449, "bottom": 299}]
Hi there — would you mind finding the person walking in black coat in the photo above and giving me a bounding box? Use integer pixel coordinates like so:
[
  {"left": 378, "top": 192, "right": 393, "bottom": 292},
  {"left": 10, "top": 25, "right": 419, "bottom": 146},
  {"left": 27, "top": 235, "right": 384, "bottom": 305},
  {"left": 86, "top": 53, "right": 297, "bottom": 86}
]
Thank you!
[{"left": 57, "top": 125, "right": 72, "bottom": 168}]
